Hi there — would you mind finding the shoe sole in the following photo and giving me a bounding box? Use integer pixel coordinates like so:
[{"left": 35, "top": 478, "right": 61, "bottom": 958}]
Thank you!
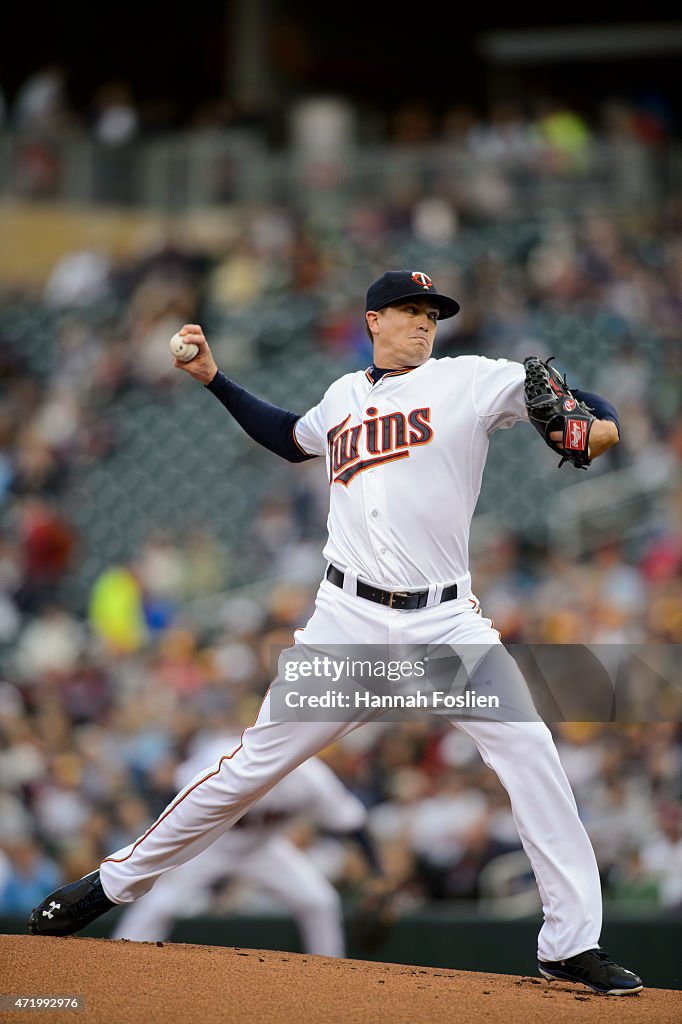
[
  {"left": 538, "top": 965, "right": 643, "bottom": 995},
  {"left": 28, "top": 909, "right": 84, "bottom": 937}
]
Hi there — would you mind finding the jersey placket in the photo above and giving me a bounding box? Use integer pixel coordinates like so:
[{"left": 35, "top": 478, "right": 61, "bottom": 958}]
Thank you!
[
  {"left": 361, "top": 378, "right": 400, "bottom": 586},
  {"left": 360, "top": 458, "right": 393, "bottom": 584}
]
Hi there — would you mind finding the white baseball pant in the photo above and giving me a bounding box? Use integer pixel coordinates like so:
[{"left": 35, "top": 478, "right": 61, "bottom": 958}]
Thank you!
[
  {"left": 110, "top": 829, "right": 345, "bottom": 957},
  {"left": 101, "top": 577, "right": 602, "bottom": 962}
]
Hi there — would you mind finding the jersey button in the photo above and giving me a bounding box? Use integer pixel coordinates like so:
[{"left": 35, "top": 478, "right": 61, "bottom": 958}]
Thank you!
[
  {"left": 380, "top": 547, "right": 387, "bottom": 555},
  {"left": 371, "top": 509, "right": 378, "bottom": 517}
]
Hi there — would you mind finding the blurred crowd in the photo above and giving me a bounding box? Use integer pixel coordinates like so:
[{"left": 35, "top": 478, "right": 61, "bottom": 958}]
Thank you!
[
  {"left": 0, "top": 63, "right": 675, "bottom": 147},
  {"left": 0, "top": 158, "right": 681, "bottom": 931},
  {"left": 0, "top": 63, "right": 676, "bottom": 208}
]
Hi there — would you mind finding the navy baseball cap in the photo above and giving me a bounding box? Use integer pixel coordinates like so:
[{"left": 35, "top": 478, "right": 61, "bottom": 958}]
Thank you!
[{"left": 365, "top": 271, "right": 460, "bottom": 320}]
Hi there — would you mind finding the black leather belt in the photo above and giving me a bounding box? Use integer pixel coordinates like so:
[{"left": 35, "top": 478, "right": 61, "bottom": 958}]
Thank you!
[{"left": 326, "top": 564, "right": 457, "bottom": 610}]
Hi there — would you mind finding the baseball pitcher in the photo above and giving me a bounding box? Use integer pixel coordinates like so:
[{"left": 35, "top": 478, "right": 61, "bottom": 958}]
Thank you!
[{"left": 30, "top": 271, "right": 642, "bottom": 995}]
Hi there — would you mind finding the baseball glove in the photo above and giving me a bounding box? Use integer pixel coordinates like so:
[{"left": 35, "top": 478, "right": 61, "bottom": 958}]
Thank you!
[
  {"left": 523, "top": 356, "right": 595, "bottom": 469},
  {"left": 347, "top": 885, "right": 401, "bottom": 952}
]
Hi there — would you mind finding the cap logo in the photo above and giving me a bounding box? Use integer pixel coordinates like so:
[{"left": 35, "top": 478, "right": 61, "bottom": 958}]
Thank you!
[{"left": 411, "top": 272, "right": 433, "bottom": 290}]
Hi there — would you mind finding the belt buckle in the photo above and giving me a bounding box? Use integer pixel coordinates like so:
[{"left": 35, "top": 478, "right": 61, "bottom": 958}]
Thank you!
[{"left": 389, "top": 590, "right": 409, "bottom": 609}]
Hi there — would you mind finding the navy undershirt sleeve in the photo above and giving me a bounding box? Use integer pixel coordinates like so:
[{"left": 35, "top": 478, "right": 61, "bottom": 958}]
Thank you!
[
  {"left": 572, "top": 389, "right": 621, "bottom": 437},
  {"left": 205, "top": 370, "right": 317, "bottom": 462}
]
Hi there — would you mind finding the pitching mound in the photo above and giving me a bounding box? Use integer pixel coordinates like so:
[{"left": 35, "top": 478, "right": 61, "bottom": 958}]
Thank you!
[{"left": 2, "top": 935, "right": 678, "bottom": 1023}]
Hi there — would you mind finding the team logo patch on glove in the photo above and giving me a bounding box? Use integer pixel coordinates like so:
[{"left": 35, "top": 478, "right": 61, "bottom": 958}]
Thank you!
[{"left": 523, "top": 356, "right": 595, "bottom": 470}]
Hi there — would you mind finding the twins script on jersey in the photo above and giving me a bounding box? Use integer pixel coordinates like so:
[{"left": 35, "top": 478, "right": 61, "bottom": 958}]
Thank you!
[{"left": 294, "top": 356, "right": 528, "bottom": 591}]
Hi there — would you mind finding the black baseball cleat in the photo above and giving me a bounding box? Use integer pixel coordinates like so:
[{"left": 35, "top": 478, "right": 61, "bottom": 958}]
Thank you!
[
  {"left": 538, "top": 948, "right": 643, "bottom": 995},
  {"left": 28, "top": 870, "right": 116, "bottom": 936}
]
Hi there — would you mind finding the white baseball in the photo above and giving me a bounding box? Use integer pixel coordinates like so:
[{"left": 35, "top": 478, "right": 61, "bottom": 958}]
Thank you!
[{"left": 170, "top": 332, "right": 199, "bottom": 363}]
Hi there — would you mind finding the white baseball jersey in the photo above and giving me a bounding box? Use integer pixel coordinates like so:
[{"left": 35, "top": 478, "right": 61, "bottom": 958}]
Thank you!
[
  {"left": 294, "top": 356, "right": 527, "bottom": 589},
  {"left": 177, "top": 734, "right": 367, "bottom": 835}
]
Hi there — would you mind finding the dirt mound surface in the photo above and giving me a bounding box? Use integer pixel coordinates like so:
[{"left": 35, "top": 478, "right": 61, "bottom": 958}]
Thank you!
[{"left": 1, "top": 935, "right": 678, "bottom": 1023}]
